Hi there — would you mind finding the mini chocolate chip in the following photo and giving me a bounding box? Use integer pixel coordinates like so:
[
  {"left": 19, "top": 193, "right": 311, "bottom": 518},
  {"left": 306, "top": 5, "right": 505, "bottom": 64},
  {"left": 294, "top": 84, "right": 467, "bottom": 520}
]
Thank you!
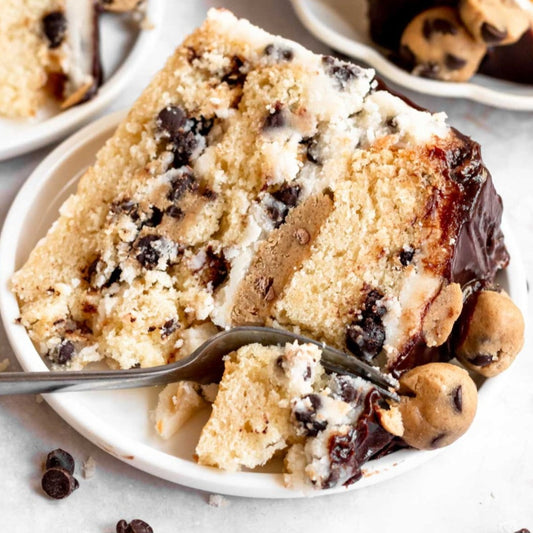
[
  {"left": 41, "top": 467, "right": 78, "bottom": 499},
  {"left": 302, "top": 136, "right": 321, "bottom": 164},
  {"left": 264, "top": 44, "right": 294, "bottom": 62},
  {"left": 399, "top": 248, "right": 415, "bottom": 266},
  {"left": 116, "top": 520, "right": 129, "bottom": 533},
  {"left": 167, "top": 171, "right": 197, "bottom": 202},
  {"left": 293, "top": 394, "right": 327, "bottom": 437},
  {"left": 263, "top": 103, "right": 285, "bottom": 129},
  {"left": 45, "top": 449, "right": 75, "bottom": 475},
  {"left": 161, "top": 318, "right": 178, "bottom": 339},
  {"left": 190, "top": 115, "right": 214, "bottom": 137},
  {"left": 172, "top": 131, "right": 198, "bottom": 168},
  {"left": 165, "top": 205, "right": 184, "bottom": 219},
  {"left": 334, "top": 375, "right": 358, "bottom": 403},
  {"left": 452, "top": 385, "right": 463, "bottom": 413},
  {"left": 294, "top": 228, "right": 310, "bottom": 245},
  {"left": 423, "top": 17, "right": 457, "bottom": 40},
  {"left": 56, "top": 341, "right": 75, "bottom": 364},
  {"left": 42, "top": 11, "right": 67, "bottom": 48},
  {"left": 201, "top": 247, "right": 229, "bottom": 289},
  {"left": 386, "top": 117, "right": 398, "bottom": 132},
  {"left": 143, "top": 206, "right": 163, "bottom": 228},
  {"left": 116, "top": 520, "right": 154, "bottom": 533},
  {"left": 103, "top": 266, "right": 122, "bottom": 288},
  {"left": 445, "top": 53, "right": 467, "bottom": 71},
  {"left": 111, "top": 199, "right": 138, "bottom": 217},
  {"left": 322, "top": 55, "right": 361, "bottom": 89},
  {"left": 430, "top": 433, "right": 447, "bottom": 448},
  {"left": 417, "top": 62, "right": 440, "bottom": 79},
  {"left": 221, "top": 55, "right": 247, "bottom": 86},
  {"left": 202, "top": 188, "right": 217, "bottom": 200},
  {"left": 135, "top": 235, "right": 162, "bottom": 269},
  {"left": 303, "top": 366, "right": 312, "bottom": 380},
  {"left": 275, "top": 355, "right": 286, "bottom": 371},
  {"left": 265, "top": 202, "right": 289, "bottom": 228},
  {"left": 157, "top": 106, "right": 187, "bottom": 138},
  {"left": 147, "top": 326, "right": 156, "bottom": 333},
  {"left": 271, "top": 184, "right": 301, "bottom": 207},
  {"left": 468, "top": 354, "right": 494, "bottom": 367},
  {"left": 480, "top": 22, "right": 507, "bottom": 44}
]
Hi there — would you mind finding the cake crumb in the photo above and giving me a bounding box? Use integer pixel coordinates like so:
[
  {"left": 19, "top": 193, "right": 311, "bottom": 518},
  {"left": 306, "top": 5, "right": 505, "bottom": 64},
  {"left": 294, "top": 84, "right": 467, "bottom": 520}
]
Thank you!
[
  {"left": 0, "top": 359, "right": 10, "bottom": 372},
  {"left": 208, "top": 494, "right": 229, "bottom": 508},
  {"left": 82, "top": 456, "right": 96, "bottom": 479}
]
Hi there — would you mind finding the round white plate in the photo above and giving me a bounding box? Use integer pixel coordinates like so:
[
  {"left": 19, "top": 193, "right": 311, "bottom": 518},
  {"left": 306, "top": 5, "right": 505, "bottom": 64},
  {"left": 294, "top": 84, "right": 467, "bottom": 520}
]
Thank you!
[
  {"left": 0, "top": 0, "right": 165, "bottom": 162},
  {"left": 0, "top": 111, "right": 528, "bottom": 498},
  {"left": 290, "top": 0, "right": 533, "bottom": 110}
]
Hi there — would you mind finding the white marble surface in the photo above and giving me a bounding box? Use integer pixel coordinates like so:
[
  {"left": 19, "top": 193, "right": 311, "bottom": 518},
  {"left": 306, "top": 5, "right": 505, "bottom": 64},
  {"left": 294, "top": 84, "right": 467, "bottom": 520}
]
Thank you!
[{"left": 0, "top": 1, "right": 532, "bottom": 531}]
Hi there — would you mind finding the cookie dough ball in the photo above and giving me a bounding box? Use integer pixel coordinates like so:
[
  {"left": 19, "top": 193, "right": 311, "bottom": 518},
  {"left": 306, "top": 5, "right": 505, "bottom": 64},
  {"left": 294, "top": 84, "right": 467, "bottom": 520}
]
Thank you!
[
  {"left": 398, "top": 362, "right": 478, "bottom": 450},
  {"left": 455, "top": 289, "right": 524, "bottom": 377},
  {"left": 400, "top": 7, "right": 487, "bottom": 81},
  {"left": 459, "top": 0, "right": 529, "bottom": 45}
]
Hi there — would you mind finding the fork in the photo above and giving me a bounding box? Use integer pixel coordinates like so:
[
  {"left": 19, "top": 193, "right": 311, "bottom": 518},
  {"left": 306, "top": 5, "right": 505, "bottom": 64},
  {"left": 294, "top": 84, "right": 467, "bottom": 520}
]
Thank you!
[{"left": 0, "top": 326, "right": 399, "bottom": 401}]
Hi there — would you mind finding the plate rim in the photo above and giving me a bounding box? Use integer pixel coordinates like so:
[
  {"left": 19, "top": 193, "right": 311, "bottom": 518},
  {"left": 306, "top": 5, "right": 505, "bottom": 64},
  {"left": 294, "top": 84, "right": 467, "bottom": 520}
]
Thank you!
[
  {"left": 0, "top": 0, "right": 166, "bottom": 162},
  {"left": 0, "top": 110, "right": 528, "bottom": 498},
  {"left": 290, "top": 0, "right": 533, "bottom": 111}
]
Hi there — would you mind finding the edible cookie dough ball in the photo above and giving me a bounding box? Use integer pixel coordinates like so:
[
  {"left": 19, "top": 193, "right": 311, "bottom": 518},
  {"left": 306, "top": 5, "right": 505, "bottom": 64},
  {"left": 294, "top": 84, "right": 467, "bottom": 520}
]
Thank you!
[
  {"left": 455, "top": 289, "right": 525, "bottom": 377},
  {"left": 400, "top": 7, "right": 487, "bottom": 81},
  {"left": 459, "top": 0, "right": 529, "bottom": 45},
  {"left": 398, "top": 363, "right": 478, "bottom": 450}
]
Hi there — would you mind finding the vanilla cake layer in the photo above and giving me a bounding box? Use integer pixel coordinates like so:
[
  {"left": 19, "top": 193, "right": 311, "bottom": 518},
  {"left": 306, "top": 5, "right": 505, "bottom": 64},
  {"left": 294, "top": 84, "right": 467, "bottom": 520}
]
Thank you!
[{"left": 12, "top": 9, "right": 508, "bottom": 373}]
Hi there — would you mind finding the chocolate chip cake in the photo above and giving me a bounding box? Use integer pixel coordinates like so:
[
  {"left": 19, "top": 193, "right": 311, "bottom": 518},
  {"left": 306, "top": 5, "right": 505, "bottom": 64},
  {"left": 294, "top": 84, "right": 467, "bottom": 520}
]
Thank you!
[{"left": 12, "top": 8, "right": 515, "bottom": 377}]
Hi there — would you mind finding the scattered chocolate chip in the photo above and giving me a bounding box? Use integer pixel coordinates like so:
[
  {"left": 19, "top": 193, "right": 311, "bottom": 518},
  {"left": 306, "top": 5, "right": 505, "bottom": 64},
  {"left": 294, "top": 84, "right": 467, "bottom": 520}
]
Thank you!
[
  {"left": 143, "top": 206, "right": 163, "bottom": 228},
  {"left": 200, "top": 247, "right": 229, "bottom": 290},
  {"left": 480, "top": 22, "right": 507, "bottom": 44},
  {"left": 41, "top": 467, "right": 78, "bottom": 499},
  {"left": 417, "top": 62, "right": 440, "bottom": 79},
  {"left": 422, "top": 17, "right": 457, "bottom": 40},
  {"left": 263, "top": 102, "right": 285, "bottom": 129},
  {"left": 45, "top": 449, "right": 75, "bottom": 475},
  {"left": 190, "top": 115, "right": 214, "bottom": 137},
  {"left": 165, "top": 205, "right": 184, "bottom": 219},
  {"left": 42, "top": 11, "right": 67, "bottom": 49},
  {"left": 271, "top": 184, "right": 301, "bottom": 207},
  {"left": 264, "top": 44, "right": 294, "bottom": 62},
  {"left": 301, "top": 135, "right": 322, "bottom": 164},
  {"left": 185, "top": 46, "right": 200, "bottom": 64},
  {"left": 452, "top": 385, "right": 463, "bottom": 413},
  {"left": 430, "top": 433, "right": 447, "bottom": 448},
  {"left": 167, "top": 170, "right": 197, "bottom": 202},
  {"left": 116, "top": 519, "right": 154, "bottom": 533},
  {"left": 55, "top": 340, "right": 75, "bottom": 365},
  {"left": 172, "top": 131, "right": 198, "bottom": 168},
  {"left": 116, "top": 520, "right": 129, "bottom": 533},
  {"left": 386, "top": 117, "right": 398, "bottom": 132},
  {"left": 444, "top": 53, "right": 467, "bottom": 71},
  {"left": 303, "top": 366, "right": 312, "bottom": 380},
  {"left": 399, "top": 247, "right": 415, "bottom": 266},
  {"left": 156, "top": 106, "right": 187, "bottom": 139},
  {"left": 265, "top": 200, "right": 288, "bottom": 228},
  {"left": 333, "top": 375, "right": 359, "bottom": 403},
  {"left": 221, "top": 55, "right": 247, "bottom": 86},
  {"left": 160, "top": 318, "right": 178, "bottom": 339},
  {"left": 293, "top": 394, "right": 327, "bottom": 437},
  {"left": 103, "top": 266, "right": 122, "bottom": 288},
  {"left": 322, "top": 55, "right": 361, "bottom": 89},
  {"left": 111, "top": 199, "right": 139, "bottom": 219},
  {"left": 294, "top": 228, "right": 310, "bottom": 245},
  {"left": 135, "top": 235, "right": 162, "bottom": 269},
  {"left": 275, "top": 355, "right": 286, "bottom": 371},
  {"left": 202, "top": 188, "right": 217, "bottom": 200},
  {"left": 147, "top": 326, "right": 156, "bottom": 333},
  {"left": 468, "top": 354, "right": 494, "bottom": 367}
]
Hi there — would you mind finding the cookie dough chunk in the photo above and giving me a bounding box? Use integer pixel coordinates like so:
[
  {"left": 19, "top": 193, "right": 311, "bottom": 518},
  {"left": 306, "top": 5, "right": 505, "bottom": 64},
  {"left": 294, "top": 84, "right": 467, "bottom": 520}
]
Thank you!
[
  {"left": 454, "top": 289, "right": 525, "bottom": 377},
  {"left": 400, "top": 7, "right": 487, "bottom": 81},
  {"left": 398, "top": 362, "right": 478, "bottom": 450},
  {"left": 459, "top": 0, "right": 530, "bottom": 45}
]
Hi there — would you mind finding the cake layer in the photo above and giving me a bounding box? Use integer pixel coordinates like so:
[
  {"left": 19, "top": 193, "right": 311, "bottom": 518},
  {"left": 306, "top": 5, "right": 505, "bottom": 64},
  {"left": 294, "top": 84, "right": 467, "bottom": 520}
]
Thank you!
[{"left": 12, "top": 9, "right": 508, "bottom": 375}]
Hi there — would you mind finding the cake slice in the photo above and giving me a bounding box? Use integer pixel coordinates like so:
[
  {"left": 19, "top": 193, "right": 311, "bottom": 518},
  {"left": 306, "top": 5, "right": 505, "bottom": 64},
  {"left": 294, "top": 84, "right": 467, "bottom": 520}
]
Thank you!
[
  {"left": 12, "top": 8, "right": 517, "bottom": 379},
  {"left": 0, "top": 0, "right": 102, "bottom": 118}
]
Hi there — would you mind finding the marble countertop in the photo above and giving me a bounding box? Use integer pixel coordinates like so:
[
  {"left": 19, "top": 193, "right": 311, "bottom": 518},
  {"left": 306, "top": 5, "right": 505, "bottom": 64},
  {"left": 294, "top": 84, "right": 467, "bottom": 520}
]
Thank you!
[{"left": 0, "top": 1, "right": 531, "bottom": 531}]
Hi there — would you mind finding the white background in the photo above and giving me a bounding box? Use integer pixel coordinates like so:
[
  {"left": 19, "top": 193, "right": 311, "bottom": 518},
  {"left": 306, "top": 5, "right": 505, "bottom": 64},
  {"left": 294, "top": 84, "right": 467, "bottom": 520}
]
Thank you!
[{"left": 0, "top": 1, "right": 531, "bottom": 531}]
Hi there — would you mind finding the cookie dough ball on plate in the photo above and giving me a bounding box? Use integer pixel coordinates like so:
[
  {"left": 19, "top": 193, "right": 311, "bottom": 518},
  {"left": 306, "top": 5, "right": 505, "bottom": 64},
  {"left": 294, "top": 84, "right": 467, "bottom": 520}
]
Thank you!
[
  {"left": 455, "top": 289, "right": 525, "bottom": 377},
  {"left": 398, "top": 362, "right": 478, "bottom": 450},
  {"left": 400, "top": 7, "right": 487, "bottom": 81},
  {"left": 459, "top": 0, "right": 530, "bottom": 45}
]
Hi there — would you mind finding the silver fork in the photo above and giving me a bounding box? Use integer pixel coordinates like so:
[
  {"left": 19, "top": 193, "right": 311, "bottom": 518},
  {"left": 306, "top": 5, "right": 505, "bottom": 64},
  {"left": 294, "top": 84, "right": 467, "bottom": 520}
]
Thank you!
[{"left": 0, "top": 326, "right": 399, "bottom": 401}]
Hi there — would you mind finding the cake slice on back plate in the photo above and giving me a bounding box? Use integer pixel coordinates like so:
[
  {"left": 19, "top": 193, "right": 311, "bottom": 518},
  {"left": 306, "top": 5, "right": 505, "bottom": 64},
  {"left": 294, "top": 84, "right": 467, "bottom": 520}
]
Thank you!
[{"left": 11, "top": 9, "right": 524, "bottom": 488}]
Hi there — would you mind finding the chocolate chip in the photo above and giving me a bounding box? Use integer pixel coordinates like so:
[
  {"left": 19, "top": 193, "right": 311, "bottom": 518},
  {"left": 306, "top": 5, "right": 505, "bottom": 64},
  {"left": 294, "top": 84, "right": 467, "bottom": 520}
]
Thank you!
[
  {"left": 263, "top": 103, "right": 285, "bottom": 129},
  {"left": 56, "top": 340, "right": 75, "bottom": 364},
  {"left": 111, "top": 199, "right": 139, "bottom": 220},
  {"left": 445, "top": 53, "right": 467, "bottom": 71},
  {"left": 386, "top": 117, "right": 398, "bottom": 132},
  {"left": 156, "top": 106, "right": 187, "bottom": 138},
  {"left": 221, "top": 55, "right": 247, "bottom": 86},
  {"left": 165, "top": 205, "right": 184, "bottom": 219},
  {"left": 301, "top": 136, "right": 321, "bottom": 164},
  {"left": 452, "top": 385, "right": 463, "bottom": 413},
  {"left": 202, "top": 188, "right": 217, "bottom": 201},
  {"left": 275, "top": 355, "right": 286, "bottom": 371},
  {"left": 103, "top": 266, "right": 122, "bottom": 288},
  {"left": 293, "top": 394, "right": 327, "bottom": 437},
  {"left": 172, "top": 131, "right": 198, "bottom": 168},
  {"left": 417, "top": 62, "right": 440, "bottom": 79},
  {"left": 265, "top": 202, "right": 289, "bottom": 228},
  {"left": 116, "top": 520, "right": 154, "bottom": 533},
  {"left": 480, "top": 22, "right": 507, "bottom": 44},
  {"left": 45, "top": 449, "right": 75, "bottom": 475},
  {"left": 116, "top": 520, "right": 129, "bottom": 533},
  {"left": 41, "top": 467, "right": 78, "bottom": 499},
  {"left": 333, "top": 375, "right": 359, "bottom": 403},
  {"left": 190, "top": 115, "right": 214, "bottom": 137},
  {"left": 422, "top": 17, "right": 458, "bottom": 40},
  {"left": 303, "top": 366, "right": 312, "bottom": 380},
  {"left": 294, "top": 228, "right": 310, "bottom": 245},
  {"left": 399, "top": 247, "right": 415, "bottom": 266},
  {"left": 143, "top": 206, "right": 163, "bottom": 228},
  {"left": 167, "top": 171, "right": 197, "bottom": 202},
  {"left": 200, "top": 248, "right": 229, "bottom": 290},
  {"left": 264, "top": 44, "right": 294, "bottom": 62},
  {"left": 161, "top": 318, "right": 178, "bottom": 339},
  {"left": 135, "top": 235, "right": 162, "bottom": 269},
  {"left": 322, "top": 55, "right": 361, "bottom": 89},
  {"left": 468, "top": 354, "right": 494, "bottom": 367},
  {"left": 42, "top": 11, "right": 67, "bottom": 48},
  {"left": 272, "top": 184, "right": 301, "bottom": 207}
]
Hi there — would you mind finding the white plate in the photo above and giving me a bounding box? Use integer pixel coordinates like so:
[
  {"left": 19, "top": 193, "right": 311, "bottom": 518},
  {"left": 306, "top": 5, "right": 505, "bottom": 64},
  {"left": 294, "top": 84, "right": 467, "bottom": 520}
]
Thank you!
[
  {"left": 0, "top": 0, "right": 165, "bottom": 162},
  {"left": 290, "top": 0, "right": 533, "bottom": 110},
  {"left": 0, "top": 111, "right": 528, "bottom": 498}
]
